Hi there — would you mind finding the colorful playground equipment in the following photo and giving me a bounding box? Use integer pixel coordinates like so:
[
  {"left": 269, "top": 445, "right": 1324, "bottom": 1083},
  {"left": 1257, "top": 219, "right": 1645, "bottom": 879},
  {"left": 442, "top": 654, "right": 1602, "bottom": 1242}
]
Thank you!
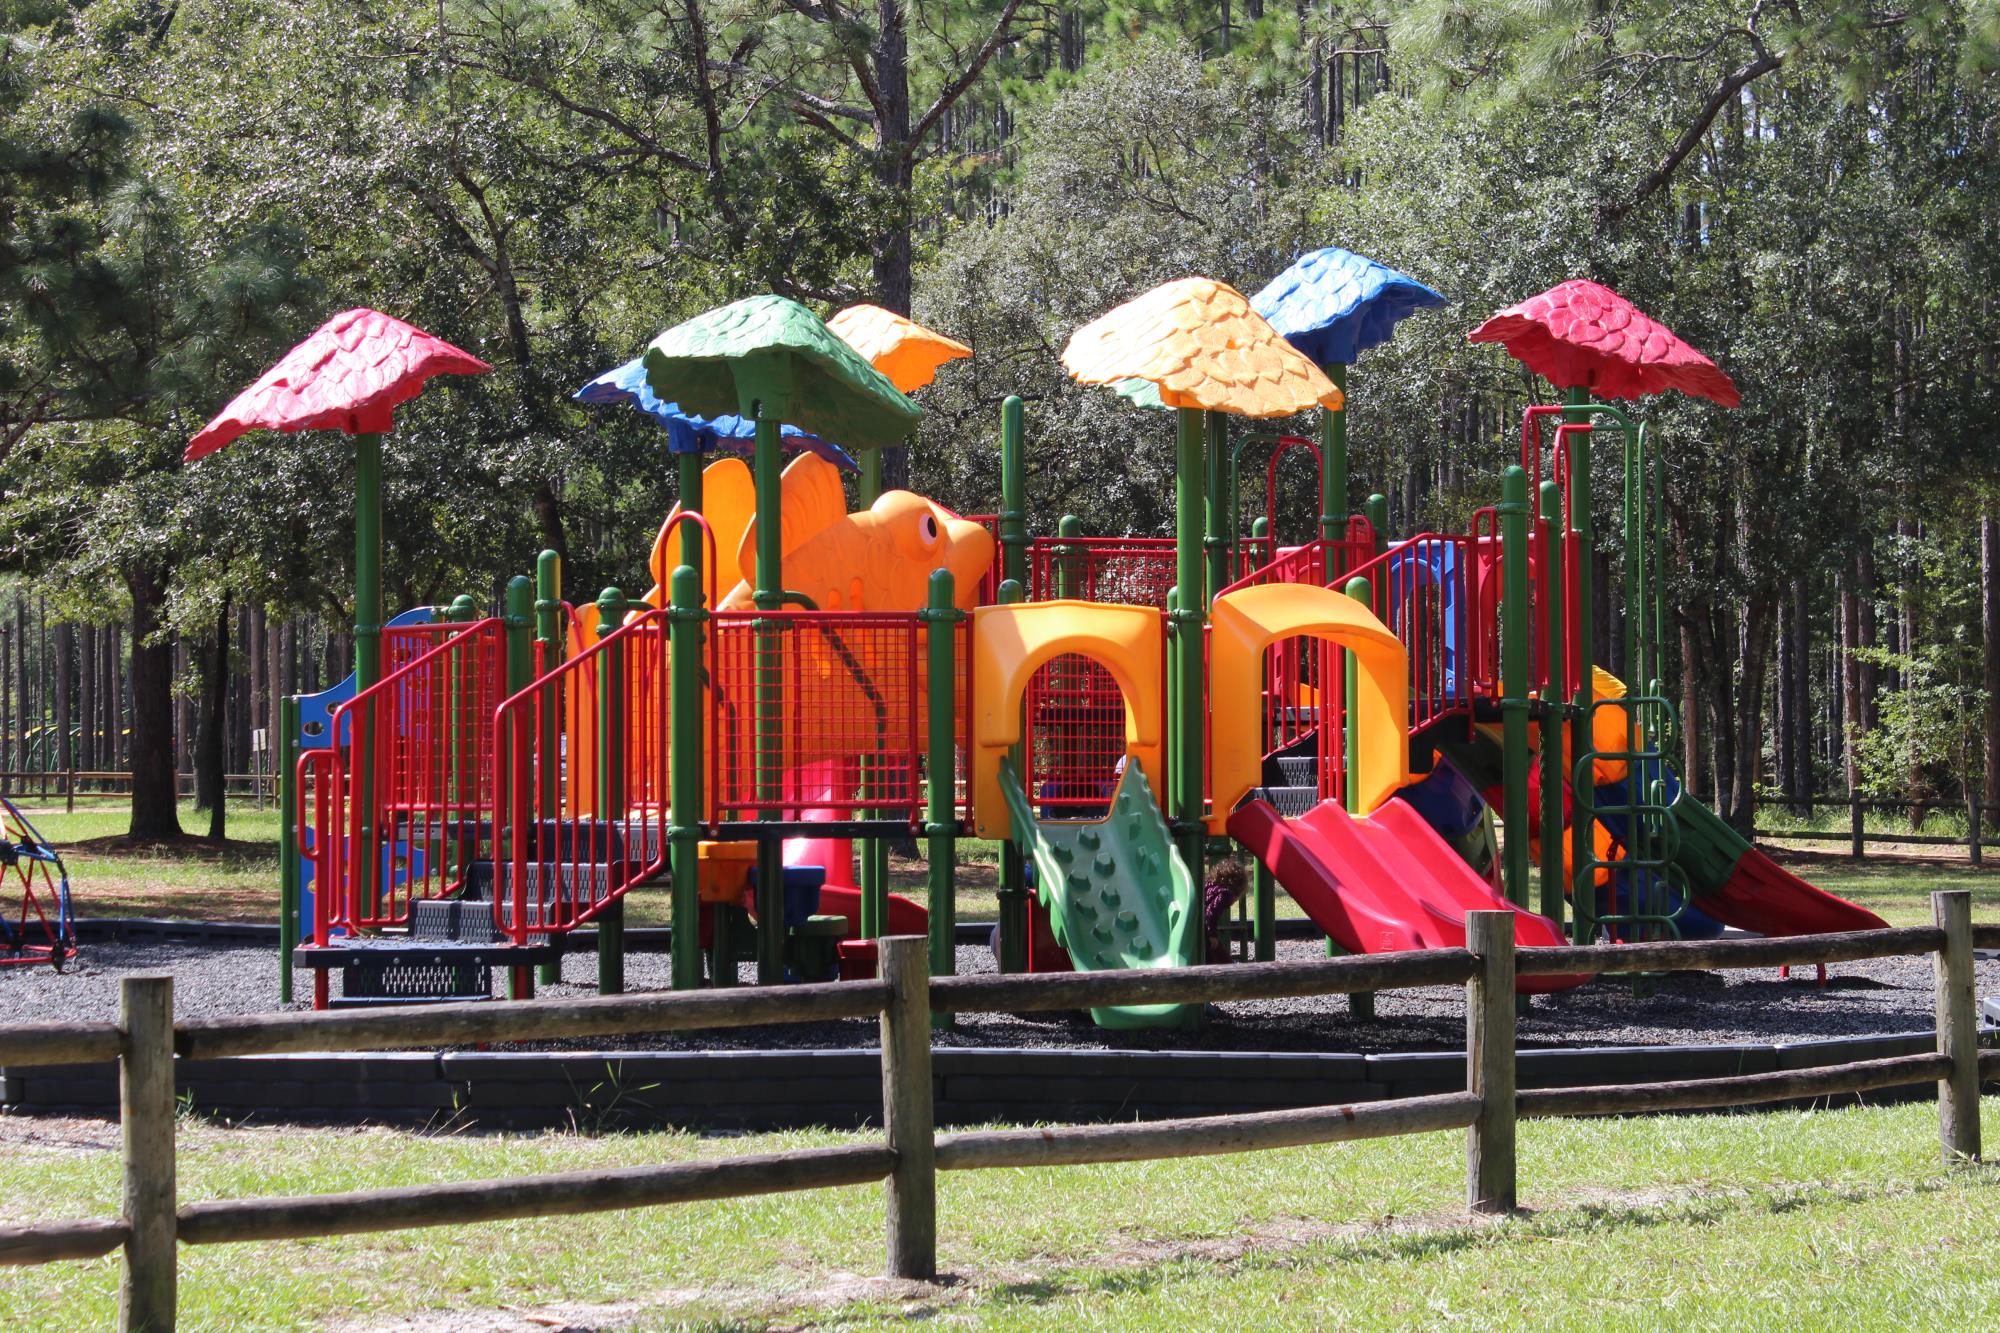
[
  {"left": 0, "top": 794, "right": 74, "bottom": 969},
  {"left": 188, "top": 253, "right": 1886, "bottom": 1017}
]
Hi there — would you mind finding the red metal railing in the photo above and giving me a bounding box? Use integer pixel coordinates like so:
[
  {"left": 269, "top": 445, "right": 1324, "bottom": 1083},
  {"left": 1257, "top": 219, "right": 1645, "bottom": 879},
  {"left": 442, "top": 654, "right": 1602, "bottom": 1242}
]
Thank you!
[
  {"left": 1025, "top": 650, "right": 1140, "bottom": 819},
  {"left": 709, "top": 611, "right": 927, "bottom": 825},
  {"left": 491, "top": 610, "right": 673, "bottom": 943},
  {"left": 304, "top": 620, "right": 507, "bottom": 943}
]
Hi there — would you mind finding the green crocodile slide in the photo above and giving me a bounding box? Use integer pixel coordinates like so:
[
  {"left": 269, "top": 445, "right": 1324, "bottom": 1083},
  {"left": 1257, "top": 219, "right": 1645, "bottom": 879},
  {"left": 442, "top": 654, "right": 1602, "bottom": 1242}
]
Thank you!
[{"left": 997, "top": 759, "right": 1202, "bottom": 1030}]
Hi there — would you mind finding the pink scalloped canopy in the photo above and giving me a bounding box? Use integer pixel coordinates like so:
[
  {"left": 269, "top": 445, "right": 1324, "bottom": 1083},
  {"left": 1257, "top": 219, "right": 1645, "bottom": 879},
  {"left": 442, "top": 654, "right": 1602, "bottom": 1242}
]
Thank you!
[
  {"left": 1468, "top": 280, "right": 1739, "bottom": 409},
  {"left": 185, "top": 308, "right": 491, "bottom": 461}
]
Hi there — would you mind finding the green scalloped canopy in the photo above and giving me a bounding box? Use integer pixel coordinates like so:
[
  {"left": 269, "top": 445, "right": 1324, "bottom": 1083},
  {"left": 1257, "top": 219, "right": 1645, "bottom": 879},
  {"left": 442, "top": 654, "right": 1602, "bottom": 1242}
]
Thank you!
[
  {"left": 641, "top": 295, "right": 921, "bottom": 449},
  {"left": 1110, "top": 377, "right": 1168, "bottom": 411}
]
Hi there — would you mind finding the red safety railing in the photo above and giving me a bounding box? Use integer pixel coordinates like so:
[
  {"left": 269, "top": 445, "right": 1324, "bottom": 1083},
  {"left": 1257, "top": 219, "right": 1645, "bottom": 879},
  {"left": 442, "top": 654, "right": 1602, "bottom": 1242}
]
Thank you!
[
  {"left": 490, "top": 610, "right": 673, "bottom": 944},
  {"left": 1212, "top": 518, "right": 1379, "bottom": 600},
  {"left": 304, "top": 619, "right": 507, "bottom": 942},
  {"left": 709, "top": 611, "right": 927, "bottom": 825}
]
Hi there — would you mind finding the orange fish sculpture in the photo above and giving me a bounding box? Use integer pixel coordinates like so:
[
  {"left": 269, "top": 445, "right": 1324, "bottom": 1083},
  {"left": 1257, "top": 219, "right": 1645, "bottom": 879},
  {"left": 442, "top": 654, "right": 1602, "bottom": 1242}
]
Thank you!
[{"left": 567, "top": 453, "right": 994, "bottom": 816}]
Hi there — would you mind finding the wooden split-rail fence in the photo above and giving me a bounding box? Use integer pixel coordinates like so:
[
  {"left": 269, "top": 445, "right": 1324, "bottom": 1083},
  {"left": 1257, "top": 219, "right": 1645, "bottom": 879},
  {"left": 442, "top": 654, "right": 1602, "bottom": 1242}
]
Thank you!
[{"left": 0, "top": 893, "right": 1994, "bottom": 1332}]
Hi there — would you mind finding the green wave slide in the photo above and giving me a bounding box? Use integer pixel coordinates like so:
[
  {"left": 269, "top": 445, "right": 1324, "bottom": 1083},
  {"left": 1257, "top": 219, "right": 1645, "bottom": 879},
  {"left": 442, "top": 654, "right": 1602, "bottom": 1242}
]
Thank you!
[{"left": 997, "top": 759, "right": 1203, "bottom": 1030}]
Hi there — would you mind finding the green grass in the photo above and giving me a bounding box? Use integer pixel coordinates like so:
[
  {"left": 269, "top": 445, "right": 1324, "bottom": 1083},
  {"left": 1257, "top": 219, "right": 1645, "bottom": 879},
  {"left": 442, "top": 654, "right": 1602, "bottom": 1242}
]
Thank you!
[
  {"left": 1766, "top": 855, "right": 2000, "bottom": 927},
  {"left": 0, "top": 1099, "right": 1995, "bottom": 1329}
]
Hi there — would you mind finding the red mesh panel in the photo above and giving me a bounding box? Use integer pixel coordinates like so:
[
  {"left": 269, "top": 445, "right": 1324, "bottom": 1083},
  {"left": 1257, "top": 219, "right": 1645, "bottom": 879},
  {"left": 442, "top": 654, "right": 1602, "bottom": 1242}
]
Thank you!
[
  {"left": 1029, "top": 537, "right": 1179, "bottom": 607},
  {"left": 313, "top": 620, "right": 507, "bottom": 937},
  {"left": 709, "top": 611, "right": 924, "bottom": 824},
  {"left": 492, "top": 612, "right": 670, "bottom": 941},
  {"left": 1025, "top": 652, "right": 1129, "bottom": 819}
]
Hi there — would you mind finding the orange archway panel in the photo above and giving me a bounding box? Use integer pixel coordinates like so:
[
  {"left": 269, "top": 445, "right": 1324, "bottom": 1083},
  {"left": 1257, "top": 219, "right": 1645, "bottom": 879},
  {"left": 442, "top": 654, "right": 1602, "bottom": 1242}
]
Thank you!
[
  {"left": 970, "top": 601, "right": 1164, "bottom": 840},
  {"left": 1208, "top": 583, "right": 1409, "bottom": 828}
]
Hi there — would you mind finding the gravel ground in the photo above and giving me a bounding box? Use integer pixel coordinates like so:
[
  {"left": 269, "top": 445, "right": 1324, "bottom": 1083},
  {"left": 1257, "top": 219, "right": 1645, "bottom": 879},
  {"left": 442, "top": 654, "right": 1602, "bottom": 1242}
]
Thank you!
[{"left": 4, "top": 937, "right": 1993, "bottom": 1055}]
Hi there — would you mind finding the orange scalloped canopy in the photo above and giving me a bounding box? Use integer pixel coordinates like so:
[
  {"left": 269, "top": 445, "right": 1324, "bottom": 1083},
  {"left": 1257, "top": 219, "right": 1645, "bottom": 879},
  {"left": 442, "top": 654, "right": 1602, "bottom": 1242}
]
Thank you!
[
  {"left": 827, "top": 304, "right": 973, "bottom": 393},
  {"left": 185, "top": 309, "right": 490, "bottom": 461},
  {"left": 1061, "top": 278, "right": 1344, "bottom": 418}
]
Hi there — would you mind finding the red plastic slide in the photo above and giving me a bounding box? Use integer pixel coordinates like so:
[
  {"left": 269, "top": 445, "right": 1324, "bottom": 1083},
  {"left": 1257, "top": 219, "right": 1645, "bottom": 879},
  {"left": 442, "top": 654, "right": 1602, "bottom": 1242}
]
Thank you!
[
  {"left": 1227, "top": 797, "right": 1584, "bottom": 994},
  {"left": 1701, "top": 846, "right": 1887, "bottom": 937}
]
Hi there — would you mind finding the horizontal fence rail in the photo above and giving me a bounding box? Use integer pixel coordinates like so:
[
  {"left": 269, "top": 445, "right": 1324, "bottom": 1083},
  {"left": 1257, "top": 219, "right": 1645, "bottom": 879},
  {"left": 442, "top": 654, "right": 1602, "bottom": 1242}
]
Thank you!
[{"left": 0, "top": 901, "right": 1993, "bottom": 1332}]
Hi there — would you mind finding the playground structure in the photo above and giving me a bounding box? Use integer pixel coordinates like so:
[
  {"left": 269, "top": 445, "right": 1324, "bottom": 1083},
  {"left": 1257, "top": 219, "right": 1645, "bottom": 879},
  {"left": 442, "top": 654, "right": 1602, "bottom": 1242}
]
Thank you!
[{"left": 184, "top": 265, "right": 1887, "bottom": 1017}]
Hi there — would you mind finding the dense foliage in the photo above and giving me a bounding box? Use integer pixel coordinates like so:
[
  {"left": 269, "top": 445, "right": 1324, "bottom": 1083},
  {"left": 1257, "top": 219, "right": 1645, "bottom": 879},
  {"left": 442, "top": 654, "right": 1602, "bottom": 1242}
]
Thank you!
[{"left": 2, "top": 0, "right": 1996, "bottom": 834}]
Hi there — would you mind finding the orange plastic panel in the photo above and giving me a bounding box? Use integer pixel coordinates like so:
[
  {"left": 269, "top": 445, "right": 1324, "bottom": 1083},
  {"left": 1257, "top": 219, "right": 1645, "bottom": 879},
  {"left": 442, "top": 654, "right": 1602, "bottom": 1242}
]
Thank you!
[
  {"left": 1208, "top": 583, "right": 1409, "bottom": 827},
  {"left": 970, "top": 601, "right": 1164, "bottom": 840}
]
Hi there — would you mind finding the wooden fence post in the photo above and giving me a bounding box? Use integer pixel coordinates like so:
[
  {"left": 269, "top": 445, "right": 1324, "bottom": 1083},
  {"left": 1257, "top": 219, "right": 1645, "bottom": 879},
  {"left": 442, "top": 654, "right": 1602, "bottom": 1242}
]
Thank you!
[
  {"left": 119, "top": 975, "right": 176, "bottom": 1331},
  {"left": 879, "top": 936, "right": 937, "bottom": 1280},
  {"left": 1465, "top": 911, "right": 1517, "bottom": 1214},
  {"left": 1932, "top": 890, "right": 1981, "bottom": 1164}
]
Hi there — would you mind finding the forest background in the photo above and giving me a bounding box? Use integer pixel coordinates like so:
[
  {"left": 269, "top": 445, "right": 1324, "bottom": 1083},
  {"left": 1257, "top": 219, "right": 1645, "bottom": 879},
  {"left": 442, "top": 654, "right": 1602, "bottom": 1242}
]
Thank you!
[{"left": 3, "top": 0, "right": 1998, "bottom": 842}]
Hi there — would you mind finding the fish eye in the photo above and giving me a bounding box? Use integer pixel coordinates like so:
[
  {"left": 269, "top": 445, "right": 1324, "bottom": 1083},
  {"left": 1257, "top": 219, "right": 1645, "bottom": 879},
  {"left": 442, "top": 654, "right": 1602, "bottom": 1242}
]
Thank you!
[{"left": 920, "top": 513, "right": 939, "bottom": 545}]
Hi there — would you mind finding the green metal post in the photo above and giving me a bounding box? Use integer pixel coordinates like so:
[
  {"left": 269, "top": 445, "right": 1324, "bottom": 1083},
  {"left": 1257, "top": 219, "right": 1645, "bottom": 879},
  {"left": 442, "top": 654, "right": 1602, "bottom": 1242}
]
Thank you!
[
  {"left": 1204, "top": 412, "right": 1229, "bottom": 604},
  {"left": 353, "top": 432, "right": 384, "bottom": 691},
  {"left": 996, "top": 577, "right": 1028, "bottom": 972},
  {"left": 595, "top": 586, "right": 628, "bottom": 995},
  {"left": 923, "top": 570, "right": 958, "bottom": 1023},
  {"left": 1251, "top": 516, "right": 1269, "bottom": 541},
  {"left": 1564, "top": 387, "right": 1597, "bottom": 945},
  {"left": 856, "top": 446, "right": 888, "bottom": 939},
  {"left": 502, "top": 578, "right": 538, "bottom": 996},
  {"left": 278, "top": 694, "right": 300, "bottom": 1004},
  {"left": 1172, "top": 409, "right": 1207, "bottom": 894},
  {"left": 752, "top": 411, "right": 786, "bottom": 986},
  {"left": 1538, "top": 481, "right": 1567, "bottom": 928},
  {"left": 995, "top": 397, "right": 1029, "bottom": 974},
  {"left": 999, "top": 397, "right": 1027, "bottom": 592},
  {"left": 1055, "top": 515, "right": 1082, "bottom": 598},
  {"left": 669, "top": 565, "right": 706, "bottom": 990},
  {"left": 1497, "top": 468, "right": 1531, "bottom": 908},
  {"left": 677, "top": 453, "right": 705, "bottom": 572},
  {"left": 533, "top": 548, "right": 563, "bottom": 804},
  {"left": 1365, "top": 493, "right": 1389, "bottom": 554},
  {"left": 352, "top": 431, "right": 384, "bottom": 919},
  {"left": 1342, "top": 574, "right": 1376, "bottom": 1016},
  {"left": 1321, "top": 365, "right": 1348, "bottom": 548}
]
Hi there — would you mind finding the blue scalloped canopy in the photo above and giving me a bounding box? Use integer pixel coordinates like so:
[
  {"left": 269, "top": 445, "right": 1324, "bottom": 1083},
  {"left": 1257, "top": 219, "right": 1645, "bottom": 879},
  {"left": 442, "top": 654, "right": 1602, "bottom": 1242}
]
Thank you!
[
  {"left": 574, "top": 357, "right": 857, "bottom": 471},
  {"left": 1250, "top": 248, "right": 1448, "bottom": 367}
]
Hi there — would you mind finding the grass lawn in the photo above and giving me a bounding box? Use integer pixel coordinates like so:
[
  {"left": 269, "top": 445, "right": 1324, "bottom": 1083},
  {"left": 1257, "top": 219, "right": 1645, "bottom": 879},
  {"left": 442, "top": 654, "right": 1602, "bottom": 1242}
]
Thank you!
[{"left": 0, "top": 1098, "right": 1995, "bottom": 1329}]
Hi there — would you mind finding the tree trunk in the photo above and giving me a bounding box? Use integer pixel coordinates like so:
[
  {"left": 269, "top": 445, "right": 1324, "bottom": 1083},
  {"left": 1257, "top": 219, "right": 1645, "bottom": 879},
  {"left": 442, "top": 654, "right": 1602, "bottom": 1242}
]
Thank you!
[
  {"left": 79, "top": 624, "right": 96, "bottom": 775},
  {"left": 1854, "top": 540, "right": 1878, "bottom": 733},
  {"left": 196, "top": 596, "right": 228, "bottom": 824},
  {"left": 54, "top": 623, "right": 72, "bottom": 780},
  {"left": 1984, "top": 511, "right": 2000, "bottom": 815},
  {"left": 1840, "top": 562, "right": 1862, "bottom": 801},
  {"left": 1789, "top": 577, "right": 1812, "bottom": 814},
  {"left": 125, "top": 563, "right": 183, "bottom": 842},
  {"left": 1728, "top": 595, "right": 1774, "bottom": 831},
  {"left": 872, "top": 0, "right": 914, "bottom": 490},
  {"left": 1774, "top": 590, "right": 1794, "bottom": 807}
]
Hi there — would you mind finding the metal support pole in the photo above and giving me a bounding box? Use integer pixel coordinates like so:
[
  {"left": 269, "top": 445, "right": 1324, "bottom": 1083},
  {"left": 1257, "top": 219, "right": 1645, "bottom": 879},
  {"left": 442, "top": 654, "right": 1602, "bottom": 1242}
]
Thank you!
[
  {"left": 1172, "top": 409, "right": 1208, "bottom": 897},
  {"left": 857, "top": 445, "right": 888, "bottom": 940},
  {"left": 1321, "top": 366, "right": 1348, "bottom": 548},
  {"left": 1365, "top": 493, "right": 1389, "bottom": 554},
  {"left": 1564, "top": 389, "right": 1596, "bottom": 944},
  {"left": 502, "top": 578, "right": 537, "bottom": 998},
  {"left": 923, "top": 571, "right": 958, "bottom": 1023},
  {"left": 278, "top": 694, "right": 300, "bottom": 1004},
  {"left": 595, "top": 586, "right": 628, "bottom": 996},
  {"left": 669, "top": 566, "right": 707, "bottom": 990},
  {"left": 753, "top": 410, "right": 787, "bottom": 986},
  {"left": 1343, "top": 575, "right": 1376, "bottom": 1017},
  {"left": 1538, "top": 481, "right": 1567, "bottom": 929},
  {"left": 996, "top": 578, "right": 1027, "bottom": 972},
  {"left": 352, "top": 432, "right": 384, "bottom": 691},
  {"left": 1204, "top": 412, "right": 1229, "bottom": 604},
  {"left": 1497, "top": 467, "right": 1531, "bottom": 908},
  {"left": 533, "top": 551, "right": 563, "bottom": 986}
]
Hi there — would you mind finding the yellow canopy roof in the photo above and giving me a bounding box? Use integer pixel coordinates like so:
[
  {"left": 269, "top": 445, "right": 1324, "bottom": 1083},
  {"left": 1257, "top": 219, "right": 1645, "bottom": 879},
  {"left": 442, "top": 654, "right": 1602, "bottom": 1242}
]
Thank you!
[
  {"left": 1061, "top": 278, "right": 1344, "bottom": 417},
  {"left": 827, "top": 304, "right": 973, "bottom": 393}
]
